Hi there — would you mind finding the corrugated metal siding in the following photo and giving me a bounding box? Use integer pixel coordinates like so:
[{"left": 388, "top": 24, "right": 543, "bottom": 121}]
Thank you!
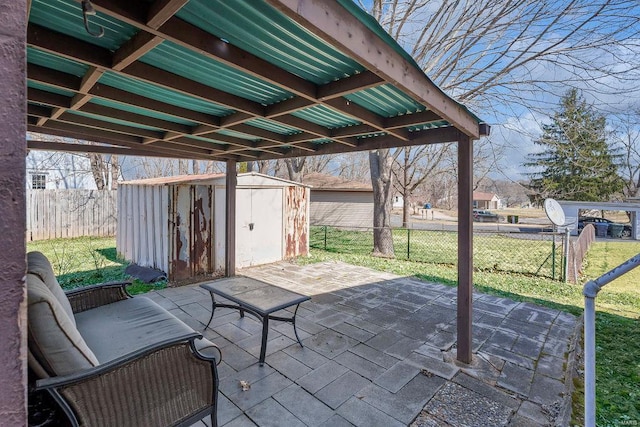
[
  {"left": 30, "top": 0, "right": 137, "bottom": 50},
  {"left": 98, "top": 72, "right": 235, "bottom": 117},
  {"left": 116, "top": 185, "right": 170, "bottom": 273},
  {"left": 246, "top": 118, "right": 300, "bottom": 135},
  {"left": 191, "top": 185, "right": 213, "bottom": 275},
  {"left": 310, "top": 191, "right": 374, "bottom": 228},
  {"left": 284, "top": 186, "right": 309, "bottom": 259},
  {"left": 177, "top": 0, "right": 364, "bottom": 84},
  {"left": 118, "top": 175, "right": 309, "bottom": 280},
  {"left": 69, "top": 110, "right": 163, "bottom": 131},
  {"left": 28, "top": 47, "right": 88, "bottom": 77},
  {"left": 345, "top": 85, "right": 425, "bottom": 117},
  {"left": 28, "top": 80, "right": 75, "bottom": 97},
  {"left": 88, "top": 98, "right": 197, "bottom": 126},
  {"left": 293, "top": 105, "right": 361, "bottom": 128},
  {"left": 140, "top": 41, "right": 292, "bottom": 105}
]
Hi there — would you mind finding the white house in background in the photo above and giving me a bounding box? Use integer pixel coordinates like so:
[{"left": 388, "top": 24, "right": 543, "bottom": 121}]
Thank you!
[
  {"left": 473, "top": 191, "right": 501, "bottom": 210},
  {"left": 26, "top": 151, "right": 97, "bottom": 190},
  {"left": 302, "top": 173, "right": 374, "bottom": 228},
  {"left": 392, "top": 194, "right": 404, "bottom": 209}
]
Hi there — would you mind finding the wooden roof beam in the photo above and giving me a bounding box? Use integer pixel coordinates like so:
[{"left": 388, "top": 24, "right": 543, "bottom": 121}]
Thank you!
[
  {"left": 267, "top": 0, "right": 481, "bottom": 139},
  {"left": 27, "top": 139, "right": 229, "bottom": 160},
  {"left": 83, "top": 1, "right": 409, "bottom": 142},
  {"left": 28, "top": 63, "right": 222, "bottom": 128},
  {"left": 28, "top": 122, "right": 218, "bottom": 159}
]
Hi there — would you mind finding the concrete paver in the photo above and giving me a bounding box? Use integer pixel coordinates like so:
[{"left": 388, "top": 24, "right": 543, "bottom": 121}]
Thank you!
[{"left": 165, "top": 261, "right": 580, "bottom": 427}]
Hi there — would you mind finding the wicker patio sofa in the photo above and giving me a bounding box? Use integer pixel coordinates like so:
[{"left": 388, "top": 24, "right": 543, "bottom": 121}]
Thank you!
[{"left": 27, "top": 251, "right": 220, "bottom": 427}]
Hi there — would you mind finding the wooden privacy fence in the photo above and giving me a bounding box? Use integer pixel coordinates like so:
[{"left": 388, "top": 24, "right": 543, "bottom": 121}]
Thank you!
[
  {"left": 27, "top": 190, "right": 117, "bottom": 241},
  {"left": 567, "top": 223, "right": 596, "bottom": 283}
]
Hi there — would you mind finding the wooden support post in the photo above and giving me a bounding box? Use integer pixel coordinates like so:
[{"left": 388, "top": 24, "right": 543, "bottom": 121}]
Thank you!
[
  {"left": 225, "top": 160, "right": 237, "bottom": 277},
  {"left": 0, "top": 0, "right": 28, "bottom": 423},
  {"left": 457, "top": 135, "right": 473, "bottom": 364}
]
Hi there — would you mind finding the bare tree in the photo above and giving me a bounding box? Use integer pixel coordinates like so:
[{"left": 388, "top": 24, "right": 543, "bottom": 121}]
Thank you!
[
  {"left": 334, "top": 152, "right": 371, "bottom": 182},
  {"left": 392, "top": 144, "right": 453, "bottom": 227},
  {"left": 359, "top": 0, "right": 639, "bottom": 255},
  {"left": 612, "top": 111, "right": 640, "bottom": 199}
]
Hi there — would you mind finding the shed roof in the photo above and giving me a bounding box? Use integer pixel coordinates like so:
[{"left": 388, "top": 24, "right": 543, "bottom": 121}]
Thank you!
[
  {"left": 121, "top": 172, "right": 307, "bottom": 187},
  {"left": 26, "top": 0, "right": 488, "bottom": 162},
  {"left": 303, "top": 172, "right": 372, "bottom": 192}
]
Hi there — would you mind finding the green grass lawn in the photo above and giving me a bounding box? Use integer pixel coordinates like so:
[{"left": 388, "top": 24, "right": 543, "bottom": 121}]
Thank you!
[
  {"left": 311, "top": 226, "right": 563, "bottom": 279},
  {"left": 26, "top": 235, "right": 639, "bottom": 424},
  {"left": 27, "top": 236, "right": 166, "bottom": 294}
]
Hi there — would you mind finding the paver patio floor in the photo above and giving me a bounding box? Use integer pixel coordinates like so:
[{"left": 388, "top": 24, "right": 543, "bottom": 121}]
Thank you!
[{"left": 145, "top": 261, "right": 579, "bottom": 427}]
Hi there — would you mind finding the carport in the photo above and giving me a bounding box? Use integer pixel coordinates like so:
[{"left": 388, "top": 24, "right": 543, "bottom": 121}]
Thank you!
[
  {"left": 1, "top": 0, "right": 489, "bottom": 420},
  {"left": 558, "top": 200, "right": 640, "bottom": 239}
]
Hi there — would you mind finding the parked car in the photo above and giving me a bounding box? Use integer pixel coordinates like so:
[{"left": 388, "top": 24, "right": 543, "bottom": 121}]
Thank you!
[
  {"left": 473, "top": 209, "right": 499, "bottom": 222},
  {"left": 578, "top": 216, "right": 631, "bottom": 237}
]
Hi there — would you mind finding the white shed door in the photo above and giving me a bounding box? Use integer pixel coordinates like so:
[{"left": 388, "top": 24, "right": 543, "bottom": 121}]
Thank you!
[{"left": 236, "top": 188, "right": 283, "bottom": 267}]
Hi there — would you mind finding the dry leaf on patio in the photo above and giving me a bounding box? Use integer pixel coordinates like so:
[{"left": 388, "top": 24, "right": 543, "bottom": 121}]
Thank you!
[
  {"left": 239, "top": 380, "right": 251, "bottom": 391},
  {"left": 421, "top": 369, "right": 433, "bottom": 377}
]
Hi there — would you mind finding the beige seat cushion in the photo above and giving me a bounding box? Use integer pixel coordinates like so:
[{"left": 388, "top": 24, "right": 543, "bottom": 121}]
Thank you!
[
  {"left": 27, "top": 273, "right": 99, "bottom": 377},
  {"left": 27, "top": 251, "right": 75, "bottom": 326}
]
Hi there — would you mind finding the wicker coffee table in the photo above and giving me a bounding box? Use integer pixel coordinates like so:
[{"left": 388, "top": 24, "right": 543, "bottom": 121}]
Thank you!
[{"left": 200, "top": 276, "right": 310, "bottom": 366}]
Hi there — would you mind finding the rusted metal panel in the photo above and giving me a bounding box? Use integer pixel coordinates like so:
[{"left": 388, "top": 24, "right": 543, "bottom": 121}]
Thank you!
[
  {"left": 213, "top": 186, "right": 226, "bottom": 275},
  {"left": 284, "top": 185, "right": 309, "bottom": 258},
  {"left": 191, "top": 184, "right": 213, "bottom": 276},
  {"left": 171, "top": 185, "right": 191, "bottom": 281}
]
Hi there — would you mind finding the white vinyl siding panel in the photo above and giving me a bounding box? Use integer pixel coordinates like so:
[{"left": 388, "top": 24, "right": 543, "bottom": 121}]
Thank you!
[{"left": 310, "top": 191, "right": 373, "bottom": 228}]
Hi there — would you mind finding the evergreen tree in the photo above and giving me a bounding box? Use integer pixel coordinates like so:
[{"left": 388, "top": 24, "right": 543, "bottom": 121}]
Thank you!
[{"left": 524, "top": 89, "right": 622, "bottom": 201}]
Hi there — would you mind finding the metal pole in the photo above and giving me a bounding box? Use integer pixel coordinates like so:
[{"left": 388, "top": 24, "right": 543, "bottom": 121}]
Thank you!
[
  {"left": 564, "top": 228, "right": 570, "bottom": 283},
  {"left": 407, "top": 228, "right": 411, "bottom": 260},
  {"left": 584, "top": 295, "right": 596, "bottom": 427},
  {"left": 551, "top": 232, "right": 556, "bottom": 280},
  {"left": 583, "top": 253, "right": 640, "bottom": 426},
  {"left": 324, "top": 225, "right": 327, "bottom": 250}
]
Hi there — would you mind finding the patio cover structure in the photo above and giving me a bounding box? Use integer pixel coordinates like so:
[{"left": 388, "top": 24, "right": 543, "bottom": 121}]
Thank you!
[{"left": 1, "top": 0, "right": 489, "bottom": 422}]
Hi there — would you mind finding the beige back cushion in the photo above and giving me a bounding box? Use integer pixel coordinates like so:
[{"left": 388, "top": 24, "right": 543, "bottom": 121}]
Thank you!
[
  {"left": 27, "top": 251, "right": 76, "bottom": 326},
  {"left": 27, "top": 273, "right": 99, "bottom": 377}
]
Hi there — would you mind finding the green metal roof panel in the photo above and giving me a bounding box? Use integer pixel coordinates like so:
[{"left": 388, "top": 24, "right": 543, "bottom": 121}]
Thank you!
[
  {"left": 88, "top": 98, "right": 197, "bottom": 126},
  {"left": 408, "top": 121, "right": 451, "bottom": 132},
  {"left": 215, "top": 129, "right": 260, "bottom": 141},
  {"left": 177, "top": 0, "right": 365, "bottom": 85},
  {"left": 345, "top": 85, "right": 426, "bottom": 117},
  {"left": 293, "top": 105, "right": 361, "bottom": 129},
  {"left": 27, "top": 47, "right": 88, "bottom": 77},
  {"left": 29, "top": 0, "right": 138, "bottom": 51},
  {"left": 98, "top": 72, "right": 235, "bottom": 117},
  {"left": 245, "top": 119, "right": 300, "bottom": 135},
  {"left": 68, "top": 110, "right": 163, "bottom": 132},
  {"left": 140, "top": 41, "right": 293, "bottom": 105},
  {"left": 28, "top": 80, "right": 75, "bottom": 97}
]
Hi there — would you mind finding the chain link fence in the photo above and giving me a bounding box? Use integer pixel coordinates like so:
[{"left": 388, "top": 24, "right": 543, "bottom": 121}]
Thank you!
[{"left": 310, "top": 225, "right": 566, "bottom": 280}]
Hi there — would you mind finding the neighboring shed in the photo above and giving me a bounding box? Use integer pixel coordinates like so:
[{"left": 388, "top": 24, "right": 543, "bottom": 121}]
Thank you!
[
  {"left": 303, "top": 173, "right": 373, "bottom": 228},
  {"left": 473, "top": 192, "right": 501, "bottom": 210},
  {"left": 117, "top": 173, "right": 309, "bottom": 280}
]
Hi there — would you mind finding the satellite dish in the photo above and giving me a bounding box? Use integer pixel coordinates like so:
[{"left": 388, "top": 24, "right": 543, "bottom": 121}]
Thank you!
[{"left": 544, "top": 198, "right": 566, "bottom": 226}]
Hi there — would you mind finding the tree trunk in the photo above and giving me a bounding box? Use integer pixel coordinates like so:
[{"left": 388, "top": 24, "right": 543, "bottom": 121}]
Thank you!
[
  {"left": 88, "top": 153, "right": 105, "bottom": 190},
  {"left": 369, "top": 149, "right": 394, "bottom": 257},
  {"left": 110, "top": 155, "right": 120, "bottom": 189},
  {"left": 285, "top": 158, "right": 305, "bottom": 182},
  {"left": 178, "top": 159, "right": 188, "bottom": 175},
  {"left": 257, "top": 160, "right": 270, "bottom": 175}
]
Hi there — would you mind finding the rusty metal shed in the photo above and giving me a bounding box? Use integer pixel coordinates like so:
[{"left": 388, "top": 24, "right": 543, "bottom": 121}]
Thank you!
[{"left": 117, "top": 172, "right": 309, "bottom": 281}]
